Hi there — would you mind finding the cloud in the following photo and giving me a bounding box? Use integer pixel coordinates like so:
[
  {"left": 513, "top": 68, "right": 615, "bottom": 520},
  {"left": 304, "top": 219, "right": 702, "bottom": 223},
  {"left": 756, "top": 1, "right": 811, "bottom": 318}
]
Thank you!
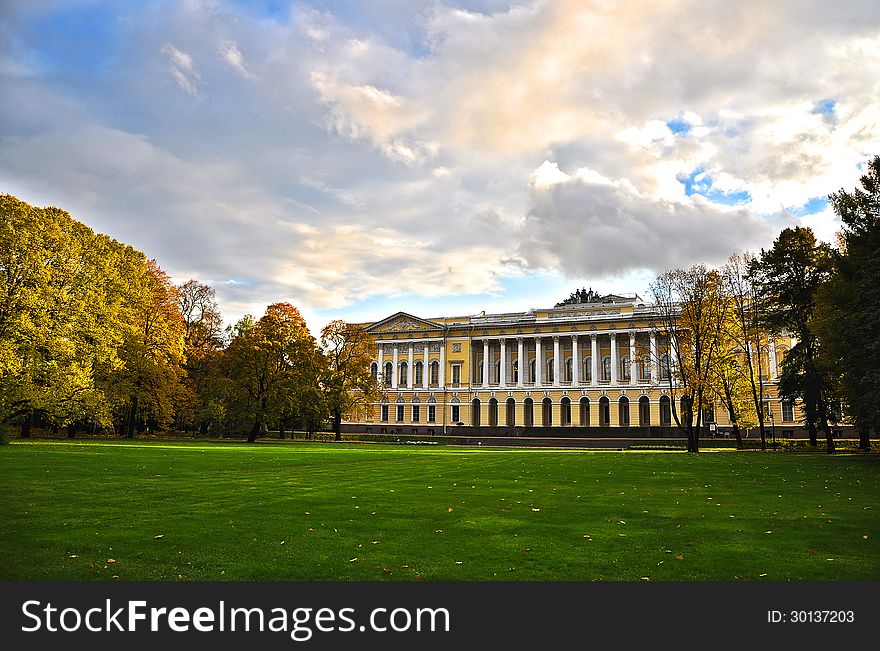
[
  {"left": 220, "top": 41, "right": 251, "bottom": 78},
  {"left": 161, "top": 43, "right": 202, "bottom": 95},
  {"left": 516, "top": 161, "right": 783, "bottom": 277}
]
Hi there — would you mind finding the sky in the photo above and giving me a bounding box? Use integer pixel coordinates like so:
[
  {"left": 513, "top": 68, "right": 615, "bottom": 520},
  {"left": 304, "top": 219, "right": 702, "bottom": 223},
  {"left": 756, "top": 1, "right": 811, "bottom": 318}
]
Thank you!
[{"left": 2, "top": 0, "right": 879, "bottom": 334}]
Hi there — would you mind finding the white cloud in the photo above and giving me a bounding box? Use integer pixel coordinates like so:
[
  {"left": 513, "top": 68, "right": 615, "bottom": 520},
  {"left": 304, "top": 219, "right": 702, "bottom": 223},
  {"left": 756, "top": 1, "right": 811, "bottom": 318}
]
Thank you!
[
  {"left": 220, "top": 41, "right": 251, "bottom": 78},
  {"left": 161, "top": 43, "right": 202, "bottom": 95}
]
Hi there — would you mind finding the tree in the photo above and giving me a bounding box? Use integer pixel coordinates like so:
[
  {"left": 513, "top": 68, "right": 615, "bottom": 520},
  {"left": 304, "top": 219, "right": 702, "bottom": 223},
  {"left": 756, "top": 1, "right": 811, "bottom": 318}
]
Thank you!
[
  {"left": 320, "top": 320, "right": 379, "bottom": 441},
  {"left": 651, "top": 265, "right": 727, "bottom": 452},
  {"left": 222, "top": 303, "right": 319, "bottom": 442},
  {"left": 724, "top": 252, "right": 769, "bottom": 449},
  {"left": 821, "top": 155, "right": 880, "bottom": 450},
  {"left": 752, "top": 227, "right": 837, "bottom": 452}
]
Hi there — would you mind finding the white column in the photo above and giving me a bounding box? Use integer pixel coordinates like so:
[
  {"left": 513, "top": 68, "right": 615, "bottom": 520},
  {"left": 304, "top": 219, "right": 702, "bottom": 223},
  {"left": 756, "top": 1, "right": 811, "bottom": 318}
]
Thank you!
[
  {"left": 629, "top": 332, "right": 638, "bottom": 385},
  {"left": 392, "top": 344, "right": 399, "bottom": 388},
  {"left": 650, "top": 332, "right": 658, "bottom": 384},
  {"left": 535, "top": 336, "right": 543, "bottom": 385},
  {"left": 590, "top": 334, "right": 598, "bottom": 387},
  {"left": 423, "top": 342, "right": 429, "bottom": 389},
  {"left": 377, "top": 344, "right": 384, "bottom": 386},
  {"left": 572, "top": 335, "right": 579, "bottom": 386},
  {"left": 610, "top": 333, "right": 618, "bottom": 385},
  {"left": 439, "top": 341, "right": 446, "bottom": 387},
  {"left": 768, "top": 339, "right": 777, "bottom": 379},
  {"left": 482, "top": 339, "right": 489, "bottom": 386},
  {"left": 407, "top": 344, "right": 414, "bottom": 389},
  {"left": 553, "top": 336, "right": 561, "bottom": 387},
  {"left": 499, "top": 338, "right": 507, "bottom": 386},
  {"left": 517, "top": 337, "right": 524, "bottom": 388}
]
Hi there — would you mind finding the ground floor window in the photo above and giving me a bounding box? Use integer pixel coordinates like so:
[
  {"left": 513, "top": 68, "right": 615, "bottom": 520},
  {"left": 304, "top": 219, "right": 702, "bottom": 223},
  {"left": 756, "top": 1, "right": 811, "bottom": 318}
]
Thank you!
[
  {"left": 428, "top": 405, "right": 436, "bottom": 422},
  {"left": 599, "top": 397, "right": 610, "bottom": 426},
  {"left": 381, "top": 404, "right": 389, "bottom": 422},
  {"left": 396, "top": 405, "right": 404, "bottom": 422},
  {"left": 451, "top": 405, "right": 460, "bottom": 423},
  {"left": 412, "top": 405, "right": 420, "bottom": 422},
  {"left": 782, "top": 400, "right": 794, "bottom": 422}
]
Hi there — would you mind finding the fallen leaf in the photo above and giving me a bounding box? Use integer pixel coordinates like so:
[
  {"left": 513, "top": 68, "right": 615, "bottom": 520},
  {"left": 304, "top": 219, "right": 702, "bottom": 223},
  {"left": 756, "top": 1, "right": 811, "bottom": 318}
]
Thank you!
[
  {"left": 106, "top": 559, "right": 116, "bottom": 564},
  {"left": 531, "top": 508, "right": 541, "bottom": 512},
  {"left": 154, "top": 535, "right": 164, "bottom": 540},
  {"left": 675, "top": 554, "right": 684, "bottom": 561},
  {"left": 349, "top": 557, "right": 359, "bottom": 562}
]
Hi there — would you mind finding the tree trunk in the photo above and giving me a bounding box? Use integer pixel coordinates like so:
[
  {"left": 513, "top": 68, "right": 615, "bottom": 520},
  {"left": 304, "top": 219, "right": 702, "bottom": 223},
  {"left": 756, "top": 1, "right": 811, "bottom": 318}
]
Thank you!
[
  {"left": 732, "top": 423, "right": 743, "bottom": 449},
  {"left": 807, "top": 421, "right": 818, "bottom": 447},
  {"left": 278, "top": 421, "right": 286, "bottom": 439},
  {"left": 333, "top": 410, "right": 342, "bottom": 442},
  {"left": 126, "top": 394, "right": 139, "bottom": 438},
  {"left": 859, "top": 428, "right": 870, "bottom": 452},
  {"left": 822, "top": 419, "right": 835, "bottom": 454},
  {"left": 67, "top": 422, "right": 77, "bottom": 439},
  {"left": 20, "top": 413, "right": 31, "bottom": 439},
  {"left": 247, "top": 419, "right": 261, "bottom": 443}
]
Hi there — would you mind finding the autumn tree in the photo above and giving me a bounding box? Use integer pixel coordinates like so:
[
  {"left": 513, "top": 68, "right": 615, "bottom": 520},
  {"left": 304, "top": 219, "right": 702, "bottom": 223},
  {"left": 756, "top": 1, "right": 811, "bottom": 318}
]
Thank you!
[
  {"left": 724, "top": 252, "right": 769, "bottom": 449},
  {"left": 752, "top": 227, "right": 837, "bottom": 452},
  {"left": 651, "top": 265, "right": 727, "bottom": 452},
  {"left": 320, "top": 320, "right": 379, "bottom": 441},
  {"left": 222, "top": 303, "right": 320, "bottom": 442}
]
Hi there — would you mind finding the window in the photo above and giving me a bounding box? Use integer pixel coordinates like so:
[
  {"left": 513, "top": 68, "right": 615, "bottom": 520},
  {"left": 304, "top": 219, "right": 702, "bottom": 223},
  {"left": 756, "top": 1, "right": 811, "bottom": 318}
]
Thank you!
[
  {"left": 660, "top": 396, "right": 671, "bottom": 425},
  {"left": 529, "top": 359, "right": 536, "bottom": 383},
  {"left": 565, "top": 358, "right": 572, "bottom": 383},
  {"left": 488, "top": 398, "right": 498, "bottom": 427},
  {"left": 561, "top": 397, "right": 571, "bottom": 426},
  {"left": 512, "top": 360, "right": 519, "bottom": 383},
  {"left": 583, "top": 357, "right": 591, "bottom": 382},
  {"left": 542, "top": 398, "right": 552, "bottom": 426},
  {"left": 506, "top": 398, "right": 516, "bottom": 426},
  {"left": 428, "top": 405, "right": 436, "bottom": 422},
  {"left": 451, "top": 405, "right": 460, "bottom": 423},
  {"left": 580, "top": 397, "right": 590, "bottom": 427},
  {"left": 370, "top": 362, "right": 378, "bottom": 381},
  {"left": 494, "top": 360, "right": 501, "bottom": 384},
  {"left": 546, "top": 358, "right": 554, "bottom": 383},
  {"left": 621, "top": 355, "right": 630, "bottom": 381},
  {"left": 381, "top": 404, "right": 389, "bottom": 422},
  {"left": 471, "top": 399, "right": 481, "bottom": 427},
  {"left": 599, "top": 396, "right": 610, "bottom": 426},
  {"left": 412, "top": 405, "right": 420, "bottom": 422},
  {"left": 396, "top": 405, "right": 404, "bottom": 422},
  {"left": 399, "top": 361, "right": 408, "bottom": 386},
  {"left": 523, "top": 398, "right": 534, "bottom": 427},
  {"left": 474, "top": 361, "right": 483, "bottom": 384},
  {"left": 451, "top": 364, "right": 461, "bottom": 386},
  {"left": 384, "top": 362, "right": 393, "bottom": 387},
  {"left": 414, "top": 361, "right": 423, "bottom": 386},
  {"left": 782, "top": 400, "right": 794, "bottom": 422},
  {"left": 602, "top": 356, "right": 611, "bottom": 381},
  {"left": 430, "top": 360, "right": 439, "bottom": 386},
  {"left": 660, "top": 354, "right": 670, "bottom": 380},
  {"left": 641, "top": 355, "right": 651, "bottom": 381},
  {"left": 619, "top": 397, "right": 630, "bottom": 426},
  {"left": 703, "top": 404, "right": 715, "bottom": 424},
  {"left": 639, "top": 396, "right": 650, "bottom": 426}
]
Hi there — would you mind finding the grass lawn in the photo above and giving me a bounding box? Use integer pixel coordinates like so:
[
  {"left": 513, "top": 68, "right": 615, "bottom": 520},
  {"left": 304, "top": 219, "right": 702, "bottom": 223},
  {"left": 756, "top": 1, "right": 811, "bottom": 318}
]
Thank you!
[{"left": 1, "top": 440, "right": 878, "bottom": 581}]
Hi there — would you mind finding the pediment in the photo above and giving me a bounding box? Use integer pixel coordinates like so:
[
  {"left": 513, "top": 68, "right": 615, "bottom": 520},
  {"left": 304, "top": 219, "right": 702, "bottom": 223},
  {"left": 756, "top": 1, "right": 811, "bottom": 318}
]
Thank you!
[{"left": 366, "top": 312, "right": 443, "bottom": 334}]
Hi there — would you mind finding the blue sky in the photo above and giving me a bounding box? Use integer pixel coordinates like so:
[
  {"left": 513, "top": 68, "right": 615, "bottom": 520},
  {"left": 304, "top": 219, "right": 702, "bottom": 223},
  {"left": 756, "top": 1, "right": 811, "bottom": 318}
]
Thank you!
[{"left": 2, "top": 0, "right": 878, "bottom": 332}]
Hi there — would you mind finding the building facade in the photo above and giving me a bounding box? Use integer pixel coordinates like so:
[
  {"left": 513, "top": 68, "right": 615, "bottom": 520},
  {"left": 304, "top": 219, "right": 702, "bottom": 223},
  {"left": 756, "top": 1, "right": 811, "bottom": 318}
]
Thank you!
[{"left": 343, "top": 294, "right": 800, "bottom": 438}]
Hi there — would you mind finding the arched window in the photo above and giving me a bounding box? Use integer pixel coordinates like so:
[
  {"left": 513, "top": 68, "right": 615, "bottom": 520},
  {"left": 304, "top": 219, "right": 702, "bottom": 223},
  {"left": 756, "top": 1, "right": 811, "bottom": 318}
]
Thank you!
[
  {"left": 399, "top": 361, "right": 408, "bottom": 386},
  {"left": 488, "top": 398, "right": 498, "bottom": 428},
  {"left": 542, "top": 397, "right": 552, "bottom": 426},
  {"left": 639, "top": 396, "right": 650, "bottom": 426},
  {"left": 411, "top": 394, "right": 420, "bottom": 422},
  {"left": 619, "top": 396, "right": 630, "bottom": 426},
  {"left": 564, "top": 357, "right": 573, "bottom": 383},
  {"left": 414, "top": 361, "right": 423, "bottom": 386},
  {"left": 776, "top": 345, "right": 789, "bottom": 370},
  {"left": 523, "top": 398, "right": 534, "bottom": 427},
  {"left": 370, "top": 362, "right": 378, "bottom": 381},
  {"left": 529, "top": 359, "right": 536, "bottom": 383},
  {"left": 430, "top": 360, "right": 439, "bottom": 386},
  {"left": 599, "top": 396, "right": 610, "bottom": 427},
  {"left": 579, "top": 397, "right": 590, "bottom": 427},
  {"left": 561, "top": 397, "right": 571, "bottom": 426},
  {"left": 620, "top": 355, "right": 630, "bottom": 382},
  {"left": 506, "top": 398, "right": 516, "bottom": 426},
  {"left": 660, "top": 395, "right": 672, "bottom": 426},
  {"left": 383, "top": 362, "right": 393, "bottom": 387},
  {"left": 660, "top": 354, "right": 670, "bottom": 380},
  {"left": 583, "top": 357, "right": 592, "bottom": 383},
  {"left": 512, "top": 360, "right": 519, "bottom": 383},
  {"left": 680, "top": 396, "right": 691, "bottom": 422},
  {"left": 703, "top": 404, "right": 716, "bottom": 424},
  {"left": 782, "top": 399, "right": 794, "bottom": 422},
  {"left": 546, "top": 358, "right": 554, "bottom": 383},
  {"left": 471, "top": 398, "right": 481, "bottom": 427},
  {"left": 640, "top": 355, "right": 651, "bottom": 381},
  {"left": 602, "top": 356, "right": 611, "bottom": 382}
]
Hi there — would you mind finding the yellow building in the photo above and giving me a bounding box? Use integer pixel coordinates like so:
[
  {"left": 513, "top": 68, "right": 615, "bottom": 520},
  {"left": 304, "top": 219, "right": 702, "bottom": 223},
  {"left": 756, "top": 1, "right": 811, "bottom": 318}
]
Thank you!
[{"left": 343, "top": 293, "right": 800, "bottom": 438}]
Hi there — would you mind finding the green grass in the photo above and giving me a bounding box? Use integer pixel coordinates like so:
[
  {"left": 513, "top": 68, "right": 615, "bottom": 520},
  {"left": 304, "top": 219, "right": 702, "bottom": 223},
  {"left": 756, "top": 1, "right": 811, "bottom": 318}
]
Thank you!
[{"left": 1, "top": 440, "right": 878, "bottom": 581}]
